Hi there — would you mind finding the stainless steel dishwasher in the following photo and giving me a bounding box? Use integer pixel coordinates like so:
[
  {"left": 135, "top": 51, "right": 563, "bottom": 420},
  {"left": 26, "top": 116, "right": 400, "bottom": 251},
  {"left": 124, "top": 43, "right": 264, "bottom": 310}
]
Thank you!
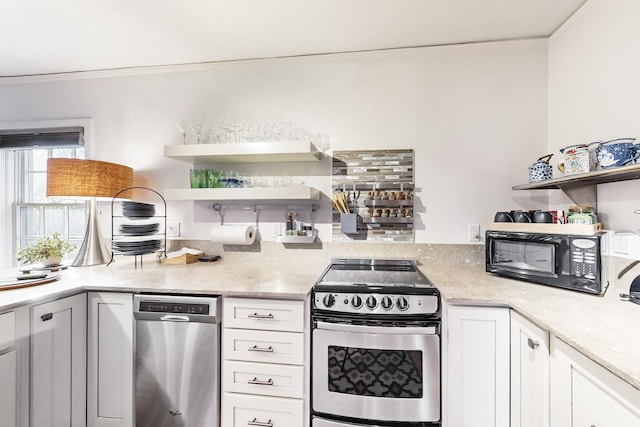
[{"left": 133, "top": 294, "right": 221, "bottom": 427}]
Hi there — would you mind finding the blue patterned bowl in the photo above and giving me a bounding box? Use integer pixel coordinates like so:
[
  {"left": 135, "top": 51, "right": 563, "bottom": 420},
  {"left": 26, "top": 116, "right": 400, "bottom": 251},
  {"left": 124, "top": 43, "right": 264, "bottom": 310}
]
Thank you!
[{"left": 595, "top": 138, "right": 637, "bottom": 169}]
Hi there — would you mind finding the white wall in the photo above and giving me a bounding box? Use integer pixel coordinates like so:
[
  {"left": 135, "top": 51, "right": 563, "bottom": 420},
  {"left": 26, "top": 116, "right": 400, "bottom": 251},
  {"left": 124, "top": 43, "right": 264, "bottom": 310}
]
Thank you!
[
  {"left": 0, "top": 40, "right": 548, "bottom": 243},
  {"left": 549, "top": 0, "right": 640, "bottom": 230}
]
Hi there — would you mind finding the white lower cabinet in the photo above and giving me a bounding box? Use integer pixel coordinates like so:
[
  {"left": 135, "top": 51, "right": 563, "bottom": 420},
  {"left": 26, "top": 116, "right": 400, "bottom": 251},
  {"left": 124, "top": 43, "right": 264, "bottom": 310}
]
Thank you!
[
  {"left": 222, "top": 297, "right": 307, "bottom": 427},
  {"left": 0, "top": 349, "right": 18, "bottom": 425},
  {"left": 510, "top": 311, "right": 550, "bottom": 427},
  {"left": 30, "top": 292, "right": 87, "bottom": 427},
  {"left": 550, "top": 336, "right": 640, "bottom": 427},
  {"left": 0, "top": 310, "right": 18, "bottom": 427},
  {"left": 445, "top": 304, "right": 510, "bottom": 427},
  {"left": 87, "top": 292, "right": 133, "bottom": 427}
]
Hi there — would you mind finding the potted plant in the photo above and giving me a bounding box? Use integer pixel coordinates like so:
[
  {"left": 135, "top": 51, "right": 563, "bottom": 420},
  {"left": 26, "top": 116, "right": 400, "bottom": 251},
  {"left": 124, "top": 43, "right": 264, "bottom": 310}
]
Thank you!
[{"left": 16, "top": 233, "right": 76, "bottom": 266}]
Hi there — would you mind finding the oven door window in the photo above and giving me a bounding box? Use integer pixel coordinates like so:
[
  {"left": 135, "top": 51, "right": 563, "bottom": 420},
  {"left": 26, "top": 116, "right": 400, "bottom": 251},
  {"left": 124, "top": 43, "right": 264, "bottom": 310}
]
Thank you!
[
  {"left": 492, "top": 239, "right": 556, "bottom": 276},
  {"left": 328, "top": 346, "right": 423, "bottom": 398}
]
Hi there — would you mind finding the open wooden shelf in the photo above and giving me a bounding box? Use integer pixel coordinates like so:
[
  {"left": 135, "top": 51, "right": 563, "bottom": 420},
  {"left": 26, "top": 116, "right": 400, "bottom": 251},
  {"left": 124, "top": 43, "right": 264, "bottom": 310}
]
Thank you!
[
  {"left": 164, "top": 186, "right": 321, "bottom": 201},
  {"left": 164, "top": 141, "right": 321, "bottom": 164},
  {"left": 512, "top": 163, "right": 640, "bottom": 207}
]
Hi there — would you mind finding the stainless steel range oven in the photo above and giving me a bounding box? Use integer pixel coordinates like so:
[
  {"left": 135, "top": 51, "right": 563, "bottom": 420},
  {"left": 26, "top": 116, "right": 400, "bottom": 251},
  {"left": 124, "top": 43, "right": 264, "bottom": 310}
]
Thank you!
[{"left": 311, "top": 258, "right": 441, "bottom": 427}]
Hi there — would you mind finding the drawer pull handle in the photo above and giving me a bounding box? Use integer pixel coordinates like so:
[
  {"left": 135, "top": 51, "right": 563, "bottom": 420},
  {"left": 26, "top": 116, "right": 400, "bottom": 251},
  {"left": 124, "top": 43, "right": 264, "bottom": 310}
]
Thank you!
[
  {"left": 247, "top": 418, "right": 273, "bottom": 427},
  {"left": 248, "top": 312, "right": 274, "bottom": 320},
  {"left": 248, "top": 345, "right": 274, "bottom": 353},
  {"left": 248, "top": 377, "right": 274, "bottom": 386},
  {"left": 41, "top": 313, "right": 53, "bottom": 322},
  {"left": 527, "top": 338, "right": 540, "bottom": 350}
]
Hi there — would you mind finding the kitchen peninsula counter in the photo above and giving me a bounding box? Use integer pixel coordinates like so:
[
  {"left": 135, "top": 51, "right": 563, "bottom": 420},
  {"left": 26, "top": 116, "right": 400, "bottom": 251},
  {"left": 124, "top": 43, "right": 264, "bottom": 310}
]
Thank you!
[
  {"left": 1, "top": 256, "right": 639, "bottom": 391},
  {"left": 0, "top": 258, "right": 325, "bottom": 310}
]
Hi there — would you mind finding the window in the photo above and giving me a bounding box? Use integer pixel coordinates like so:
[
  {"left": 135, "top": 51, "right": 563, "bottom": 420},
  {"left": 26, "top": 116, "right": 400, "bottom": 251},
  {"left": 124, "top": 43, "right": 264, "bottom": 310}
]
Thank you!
[
  {"left": 0, "top": 121, "right": 90, "bottom": 268},
  {"left": 13, "top": 148, "right": 87, "bottom": 265}
]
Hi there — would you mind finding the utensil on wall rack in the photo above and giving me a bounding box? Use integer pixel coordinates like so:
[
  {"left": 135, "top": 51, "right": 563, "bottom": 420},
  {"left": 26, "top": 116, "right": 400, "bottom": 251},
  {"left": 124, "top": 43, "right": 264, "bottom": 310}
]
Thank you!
[{"left": 332, "top": 192, "right": 350, "bottom": 214}]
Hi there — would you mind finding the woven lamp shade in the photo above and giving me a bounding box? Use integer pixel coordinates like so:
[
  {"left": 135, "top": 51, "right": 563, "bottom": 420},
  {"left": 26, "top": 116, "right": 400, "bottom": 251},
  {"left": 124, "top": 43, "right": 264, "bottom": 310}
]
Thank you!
[{"left": 46, "top": 158, "right": 134, "bottom": 200}]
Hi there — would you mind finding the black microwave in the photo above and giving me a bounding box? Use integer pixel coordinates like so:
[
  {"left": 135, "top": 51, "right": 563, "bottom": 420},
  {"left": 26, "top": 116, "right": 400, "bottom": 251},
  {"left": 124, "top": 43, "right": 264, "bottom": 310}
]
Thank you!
[{"left": 485, "top": 230, "right": 607, "bottom": 295}]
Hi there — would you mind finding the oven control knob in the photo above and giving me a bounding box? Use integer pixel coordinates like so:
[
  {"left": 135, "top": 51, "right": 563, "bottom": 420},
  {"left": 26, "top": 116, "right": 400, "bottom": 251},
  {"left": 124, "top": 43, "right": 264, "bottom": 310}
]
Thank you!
[
  {"left": 396, "top": 296, "right": 409, "bottom": 311},
  {"left": 351, "top": 295, "right": 363, "bottom": 309},
  {"left": 322, "top": 294, "right": 336, "bottom": 308},
  {"left": 365, "top": 295, "right": 378, "bottom": 310},
  {"left": 381, "top": 296, "right": 393, "bottom": 310}
]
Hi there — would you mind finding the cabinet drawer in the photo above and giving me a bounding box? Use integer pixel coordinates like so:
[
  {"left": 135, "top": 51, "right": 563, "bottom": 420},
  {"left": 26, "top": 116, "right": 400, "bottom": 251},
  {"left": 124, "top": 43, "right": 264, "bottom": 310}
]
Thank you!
[
  {"left": 0, "top": 311, "right": 15, "bottom": 350},
  {"left": 224, "top": 360, "right": 304, "bottom": 398},
  {"left": 224, "top": 329, "right": 304, "bottom": 365},
  {"left": 222, "top": 393, "right": 304, "bottom": 427},
  {"left": 224, "top": 298, "right": 304, "bottom": 332}
]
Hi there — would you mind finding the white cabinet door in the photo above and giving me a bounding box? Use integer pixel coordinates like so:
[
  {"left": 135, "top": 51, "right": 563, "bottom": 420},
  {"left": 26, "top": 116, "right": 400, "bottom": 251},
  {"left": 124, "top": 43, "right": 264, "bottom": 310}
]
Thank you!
[
  {"left": 0, "top": 310, "right": 17, "bottom": 426},
  {"left": 550, "top": 336, "right": 640, "bottom": 427},
  {"left": 31, "top": 293, "right": 87, "bottom": 427},
  {"left": 446, "top": 305, "right": 510, "bottom": 427},
  {"left": 511, "top": 311, "right": 549, "bottom": 427},
  {"left": 87, "top": 292, "right": 133, "bottom": 427},
  {"left": 0, "top": 349, "right": 17, "bottom": 427}
]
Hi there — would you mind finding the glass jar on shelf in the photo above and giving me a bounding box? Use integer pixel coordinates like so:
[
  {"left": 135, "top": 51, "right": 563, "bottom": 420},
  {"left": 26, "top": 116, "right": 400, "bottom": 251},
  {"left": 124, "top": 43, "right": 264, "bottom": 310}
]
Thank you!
[{"left": 567, "top": 206, "right": 597, "bottom": 224}]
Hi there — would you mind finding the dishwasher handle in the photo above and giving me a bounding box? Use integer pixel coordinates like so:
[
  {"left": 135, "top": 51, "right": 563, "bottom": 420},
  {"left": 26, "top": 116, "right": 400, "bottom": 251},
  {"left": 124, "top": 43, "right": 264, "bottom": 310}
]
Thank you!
[{"left": 160, "top": 315, "right": 190, "bottom": 322}]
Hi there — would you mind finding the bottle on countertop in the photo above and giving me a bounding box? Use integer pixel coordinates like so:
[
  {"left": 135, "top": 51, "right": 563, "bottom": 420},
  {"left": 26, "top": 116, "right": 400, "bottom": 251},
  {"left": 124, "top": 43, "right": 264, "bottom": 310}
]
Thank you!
[
  {"left": 293, "top": 212, "right": 301, "bottom": 235},
  {"left": 286, "top": 212, "right": 294, "bottom": 235}
]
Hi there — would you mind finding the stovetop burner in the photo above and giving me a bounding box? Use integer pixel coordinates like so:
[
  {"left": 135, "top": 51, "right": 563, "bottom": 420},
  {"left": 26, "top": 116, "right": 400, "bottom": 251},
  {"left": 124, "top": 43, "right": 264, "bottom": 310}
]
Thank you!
[
  {"left": 316, "top": 258, "right": 436, "bottom": 289},
  {"left": 313, "top": 258, "right": 440, "bottom": 317}
]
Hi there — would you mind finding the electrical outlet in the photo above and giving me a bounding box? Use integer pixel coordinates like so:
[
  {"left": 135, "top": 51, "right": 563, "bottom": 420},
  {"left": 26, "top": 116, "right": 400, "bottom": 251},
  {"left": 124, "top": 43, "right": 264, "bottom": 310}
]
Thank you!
[
  {"left": 166, "top": 222, "right": 180, "bottom": 237},
  {"left": 613, "top": 233, "right": 631, "bottom": 255},
  {"left": 468, "top": 224, "right": 481, "bottom": 242}
]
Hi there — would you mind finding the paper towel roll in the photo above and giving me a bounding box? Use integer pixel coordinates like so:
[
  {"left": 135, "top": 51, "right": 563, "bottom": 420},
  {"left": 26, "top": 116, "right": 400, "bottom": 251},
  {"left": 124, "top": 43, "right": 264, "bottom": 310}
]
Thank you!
[{"left": 209, "top": 225, "right": 256, "bottom": 245}]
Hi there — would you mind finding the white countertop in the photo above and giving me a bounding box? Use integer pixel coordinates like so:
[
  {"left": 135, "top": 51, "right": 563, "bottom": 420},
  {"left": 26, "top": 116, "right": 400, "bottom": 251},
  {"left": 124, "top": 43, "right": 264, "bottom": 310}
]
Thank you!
[
  {"left": 0, "top": 258, "right": 322, "bottom": 309},
  {"left": 1, "top": 256, "right": 639, "bottom": 391},
  {"left": 424, "top": 263, "right": 640, "bottom": 391}
]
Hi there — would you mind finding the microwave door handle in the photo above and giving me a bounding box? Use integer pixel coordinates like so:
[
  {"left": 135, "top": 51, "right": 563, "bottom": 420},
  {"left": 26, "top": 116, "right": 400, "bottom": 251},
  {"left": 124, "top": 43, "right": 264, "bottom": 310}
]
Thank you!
[{"left": 315, "top": 321, "right": 438, "bottom": 335}]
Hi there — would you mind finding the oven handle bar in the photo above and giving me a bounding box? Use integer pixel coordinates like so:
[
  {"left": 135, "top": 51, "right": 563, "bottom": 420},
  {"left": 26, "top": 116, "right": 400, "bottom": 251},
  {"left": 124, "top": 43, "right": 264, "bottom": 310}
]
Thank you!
[{"left": 315, "top": 321, "right": 438, "bottom": 335}]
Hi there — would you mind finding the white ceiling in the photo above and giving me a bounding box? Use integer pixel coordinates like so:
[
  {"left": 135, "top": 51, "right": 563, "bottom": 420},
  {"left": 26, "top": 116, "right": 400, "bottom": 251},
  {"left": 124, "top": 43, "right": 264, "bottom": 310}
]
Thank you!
[{"left": 2, "top": 0, "right": 587, "bottom": 77}]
